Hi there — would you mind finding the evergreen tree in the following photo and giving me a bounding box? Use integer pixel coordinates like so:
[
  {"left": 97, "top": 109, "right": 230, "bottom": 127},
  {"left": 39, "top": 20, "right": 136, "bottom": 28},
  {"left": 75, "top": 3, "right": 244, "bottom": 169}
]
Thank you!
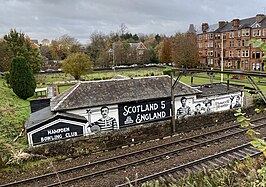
[
  {"left": 4, "top": 29, "right": 43, "bottom": 73},
  {"left": 9, "top": 56, "right": 36, "bottom": 100}
]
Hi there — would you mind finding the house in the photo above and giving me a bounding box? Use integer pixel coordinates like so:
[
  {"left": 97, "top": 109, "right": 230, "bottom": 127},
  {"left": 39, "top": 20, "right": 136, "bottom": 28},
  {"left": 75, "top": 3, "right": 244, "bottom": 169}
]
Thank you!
[
  {"left": 25, "top": 76, "right": 244, "bottom": 146},
  {"left": 129, "top": 42, "right": 147, "bottom": 56},
  {"left": 110, "top": 42, "right": 148, "bottom": 66},
  {"left": 196, "top": 14, "right": 266, "bottom": 71}
]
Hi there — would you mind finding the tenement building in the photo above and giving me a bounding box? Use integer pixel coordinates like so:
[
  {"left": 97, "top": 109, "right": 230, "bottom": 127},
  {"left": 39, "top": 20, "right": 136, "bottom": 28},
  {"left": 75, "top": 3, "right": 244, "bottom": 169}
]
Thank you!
[{"left": 197, "top": 14, "right": 266, "bottom": 71}]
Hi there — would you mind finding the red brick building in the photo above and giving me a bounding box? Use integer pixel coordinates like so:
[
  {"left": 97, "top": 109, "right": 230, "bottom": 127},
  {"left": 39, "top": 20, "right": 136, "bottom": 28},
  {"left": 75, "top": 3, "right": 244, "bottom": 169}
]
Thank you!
[{"left": 197, "top": 14, "right": 266, "bottom": 71}]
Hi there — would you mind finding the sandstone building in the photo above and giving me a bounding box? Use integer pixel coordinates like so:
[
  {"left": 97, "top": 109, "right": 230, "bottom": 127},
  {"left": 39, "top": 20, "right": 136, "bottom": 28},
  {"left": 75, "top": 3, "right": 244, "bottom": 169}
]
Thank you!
[{"left": 197, "top": 14, "right": 266, "bottom": 71}]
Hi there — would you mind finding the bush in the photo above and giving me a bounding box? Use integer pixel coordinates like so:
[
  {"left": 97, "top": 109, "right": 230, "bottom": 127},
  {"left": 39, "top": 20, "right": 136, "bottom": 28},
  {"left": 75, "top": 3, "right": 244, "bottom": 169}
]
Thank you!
[
  {"left": 9, "top": 56, "right": 36, "bottom": 100},
  {"left": 162, "top": 67, "right": 172, "bottom": 76}
]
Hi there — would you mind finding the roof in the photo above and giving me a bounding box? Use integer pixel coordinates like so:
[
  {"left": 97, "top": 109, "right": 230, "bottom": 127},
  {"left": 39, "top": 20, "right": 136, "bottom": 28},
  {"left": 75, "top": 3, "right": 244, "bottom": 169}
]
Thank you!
[
  {"left": 129, "top": 42, "right": 147, "bottom": 50},
  {"left": 188, "top": 24, "right": 196, "bottom": 34},
  {"left": 51, "top": 75, "right": 201, "bottom": 111},
  {"left": 193, "top": 83, "right": 243, "bottom": 98},
  {"left": 25, "top": 106, "right": 87, "bottom": 131},
  {"left": 217, "top": 17, "right": 256, "bottom": 32},
  {"left": 198, "top": 15, "right": 266, "bottom": 34},
  {"left": 196, "top": 23, "right": 219, "bottom": 34}
]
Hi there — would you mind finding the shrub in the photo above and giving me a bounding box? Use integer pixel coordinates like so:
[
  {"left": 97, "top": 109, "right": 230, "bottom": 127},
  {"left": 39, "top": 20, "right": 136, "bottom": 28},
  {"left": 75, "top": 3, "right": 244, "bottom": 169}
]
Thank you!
[
  {"left": 9, "top": 56, "right": 36, "bottom": 99},
  {"left": 163, "top": 67, "right": 172, "bottom": 76}
]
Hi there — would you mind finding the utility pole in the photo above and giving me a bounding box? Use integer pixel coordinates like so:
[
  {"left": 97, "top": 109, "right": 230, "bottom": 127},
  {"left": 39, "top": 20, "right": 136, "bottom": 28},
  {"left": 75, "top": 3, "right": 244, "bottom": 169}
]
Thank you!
[
  {"left": 221, "top": 33, "right": 224, "bottom": 82},
  {"left": 171, "top": 72, "right": 176, "bottom": 133},
  {"left": 112, "top": 43, "right": 115, "bottom": 72}
]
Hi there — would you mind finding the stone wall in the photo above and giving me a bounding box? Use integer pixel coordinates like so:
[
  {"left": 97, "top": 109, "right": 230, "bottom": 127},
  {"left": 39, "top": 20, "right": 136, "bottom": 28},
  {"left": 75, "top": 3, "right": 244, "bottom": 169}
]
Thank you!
[{"left": 28, "top": 106, "right": 257, "bottom": 158}]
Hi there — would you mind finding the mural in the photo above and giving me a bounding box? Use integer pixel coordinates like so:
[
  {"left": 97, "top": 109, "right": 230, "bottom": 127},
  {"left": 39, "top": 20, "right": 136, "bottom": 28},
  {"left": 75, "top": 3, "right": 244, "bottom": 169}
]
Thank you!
[
  {"left": 86, "top": 105, "right": 119, "bottom": 134},
  {"left": 27, "top": 91, "right": 244, "bottom": 146},
  {"left": 118, "top": 99, "right": 171, "bottom": 127},
  {"left": 175, "top": 92, "right": 243, "bottom": 119}
]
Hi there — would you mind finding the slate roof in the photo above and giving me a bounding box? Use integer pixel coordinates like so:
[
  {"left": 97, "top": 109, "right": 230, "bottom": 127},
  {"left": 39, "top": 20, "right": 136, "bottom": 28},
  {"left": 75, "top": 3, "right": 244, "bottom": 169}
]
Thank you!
[
  {"left": 197, "top": 15, "right": 266, "bottom": 34},
  {"left": 50, "top": 76, "right": 201, "bottom": 112},
  {"left": 188, "top": 24, "right": 196, "bottom": 34},
  {"left": 25, "top": 106, "right": 87, "bottom": 131},
  {"left": 217, "top": 17, "right": 256, "bottom": 32},
  {"left": 193, "top": 83, "right": 243, "bottom": 98},
  {"left": 196, "top": 23, "right": 219, "bottom": 34}
]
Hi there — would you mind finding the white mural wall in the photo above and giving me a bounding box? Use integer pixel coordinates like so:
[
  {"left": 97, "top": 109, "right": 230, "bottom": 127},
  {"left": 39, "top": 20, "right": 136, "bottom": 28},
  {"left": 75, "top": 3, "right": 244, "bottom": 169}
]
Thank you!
[
  {"left": 67, "top": 104, "right": 119, "bottom": 135},
  {"left": 67, "top": 92, "right": 244, "bottom": 134},
  {"left": 174, "top": 92, "right": 243, "bottom": 119}
]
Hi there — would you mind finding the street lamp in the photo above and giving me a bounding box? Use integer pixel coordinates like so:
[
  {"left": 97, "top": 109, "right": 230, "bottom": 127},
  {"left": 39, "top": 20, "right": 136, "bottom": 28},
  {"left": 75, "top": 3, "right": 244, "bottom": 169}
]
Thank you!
[{"left": 108, "top": 46, "right": 115, "bottom": 72}]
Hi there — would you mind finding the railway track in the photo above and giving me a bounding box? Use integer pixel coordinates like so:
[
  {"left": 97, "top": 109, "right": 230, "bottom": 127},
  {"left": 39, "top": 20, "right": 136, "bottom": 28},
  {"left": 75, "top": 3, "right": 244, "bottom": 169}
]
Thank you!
[
  {"left": 116, "top": 142, "right": 261, "bottom": 187},
  {"left": 1, "top": 116, "right": 266, "bottom": 187}
]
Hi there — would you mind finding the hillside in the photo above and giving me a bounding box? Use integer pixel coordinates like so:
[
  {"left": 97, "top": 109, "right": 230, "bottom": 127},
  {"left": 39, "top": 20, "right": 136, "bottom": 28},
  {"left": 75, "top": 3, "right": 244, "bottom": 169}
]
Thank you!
[{"left": 0, "top": 77, "right": 30, "bottom": 165}]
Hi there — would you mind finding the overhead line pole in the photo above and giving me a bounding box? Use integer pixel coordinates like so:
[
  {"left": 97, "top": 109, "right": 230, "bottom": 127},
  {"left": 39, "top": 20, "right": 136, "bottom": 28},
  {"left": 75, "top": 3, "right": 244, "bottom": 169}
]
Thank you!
[{"left": 221, "top": 33, "right": 224, "bottom": 82}]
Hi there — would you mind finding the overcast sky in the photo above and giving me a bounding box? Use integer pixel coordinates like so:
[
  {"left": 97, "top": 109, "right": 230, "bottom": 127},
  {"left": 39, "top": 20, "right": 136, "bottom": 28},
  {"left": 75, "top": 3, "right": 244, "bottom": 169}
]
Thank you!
[{"left": 0, "top": 0, "right": 265, "bottom": 44}]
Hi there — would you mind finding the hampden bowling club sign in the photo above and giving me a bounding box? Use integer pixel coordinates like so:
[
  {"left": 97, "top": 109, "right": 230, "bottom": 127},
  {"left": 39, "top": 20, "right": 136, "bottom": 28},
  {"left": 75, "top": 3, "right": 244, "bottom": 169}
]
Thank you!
[
  {"left": 118, "top": 98, "right": 171, "bottom": 127},
  {"left": 28, "top": 121, "right": 85, "bottom": 146}
]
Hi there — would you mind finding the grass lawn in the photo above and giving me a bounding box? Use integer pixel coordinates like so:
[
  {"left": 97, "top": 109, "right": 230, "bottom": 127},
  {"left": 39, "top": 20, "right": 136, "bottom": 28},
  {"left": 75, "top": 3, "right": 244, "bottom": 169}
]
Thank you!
[
  {"left": 35, "top": 69, "right": 163, "bottom": 86},
  {"left": 180, "top": 73, "right": 266, "bottom": 94},
  {"left": 35, "top": 69, "right": 164, "bottom": 94}
]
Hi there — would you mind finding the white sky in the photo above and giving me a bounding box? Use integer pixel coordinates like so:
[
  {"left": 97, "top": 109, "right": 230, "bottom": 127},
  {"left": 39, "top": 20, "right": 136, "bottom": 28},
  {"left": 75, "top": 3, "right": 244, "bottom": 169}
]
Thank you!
[{"left": 0, "top": 0, "right": 265, "bottom": 44}]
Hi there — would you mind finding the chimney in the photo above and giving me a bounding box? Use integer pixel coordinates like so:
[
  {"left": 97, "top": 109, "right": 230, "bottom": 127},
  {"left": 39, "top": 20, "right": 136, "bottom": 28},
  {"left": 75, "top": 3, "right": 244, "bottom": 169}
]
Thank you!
[
  {"left": 218, "top": 21, "right": 226, "bottom": 28},
  {"left": 256, "top": 14, "right": 265, "bottom": 23},
  {"left": 231, "top": 19, "right": 240, "bottom": 27},
  {"left": 202, "top": 23, "right": 209, "bottom": 32}
]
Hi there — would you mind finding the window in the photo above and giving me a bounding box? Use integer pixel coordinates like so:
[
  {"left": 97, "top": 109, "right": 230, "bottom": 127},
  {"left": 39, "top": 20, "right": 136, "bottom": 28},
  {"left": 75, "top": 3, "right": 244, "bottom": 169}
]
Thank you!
[
  {"left": 246, "top": 40, "right": 249, "bottom": 46},
  {"left": 242, "top": 29, "right": 250, "bottom": 36},
  {"left": 229, "top": 32, "right": 234, "bottom": 38},
  {"left": 208, "top": 41, "right": 213, "bottom": 48},
  {"left": 208, "top": 51, "right": 213, "bottom": 56},
  {"left": 208, "top": 59, "right": 213, "bottom": 65},
  {"left": 256, "top": 62, "right": 260, "bottom": 70},
  {"left": 252, "top": 52, "right": 255, "bottom": 58},
  {"left": 253, "top": 29, "right": 261, "bottom": 37},
  {"left": 252, "top": 63, "right": 255, "bottom": 70},
  {"left": 238, "top": 40, "right": 241, "bottom": 47},
  {"left": 256, "top": 52, "right": 260, "bottom": 58},
  {"left": 208, "top": 33, "right": 213, "bottom": 39},
  {"left": 245, "top": 61, "right": 249, "bottom": 69},
  {"left": 198, "top": 43, "right": 202, "bottom": 48},
  {"left": 263, "top": 29, "right": 266, "bottom": 36},
  {"left": 198, "top": 35, "right": 202, "bottom": 40},
  {"left": 229, "top": 51, "right": 234, "bottom": 57},
  {"left": 242, "top": 40, "right": 245, "bottom": 46},
  {"left": 238, "top": 31, "right": 241, "bottom": 37},
  {"left": 238, "top": 50, "right": 241, "bottom": 57},
  {"left": 245, "top": 50, "right": 249, "bottom": 57},
  {"left": 230, "top": 41, "right": 234, "bottom": 47},
  {"left": 242, "top": 50, "right": 245, "bottom": 57}
]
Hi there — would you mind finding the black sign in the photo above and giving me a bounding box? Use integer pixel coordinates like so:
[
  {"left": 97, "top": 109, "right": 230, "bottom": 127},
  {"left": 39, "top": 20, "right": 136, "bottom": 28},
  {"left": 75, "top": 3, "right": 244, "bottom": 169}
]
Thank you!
[
  {"left": 118, "top": 99, "right": 171, "bottom": 127},
  {"left": 31, "top": 122, "right": 84, "bottom": 145}
]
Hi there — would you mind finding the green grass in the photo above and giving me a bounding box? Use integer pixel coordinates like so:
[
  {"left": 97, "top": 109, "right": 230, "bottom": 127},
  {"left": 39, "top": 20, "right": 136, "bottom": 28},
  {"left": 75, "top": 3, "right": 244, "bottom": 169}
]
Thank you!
[
  {"left": 35, "top": 69, "right": 163, "bottom": 86},
  {"left": 0, "top": 78, "right": 31, "bottom": 165},
  {"left": 141, "top": 156, "right": 265, "bottom": 186},
  {"left": 58, "top": 84, "right": 75, "bottom": 94},
  {"left": 180, "top": 73, "right": 266, "bottom": 94}
]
